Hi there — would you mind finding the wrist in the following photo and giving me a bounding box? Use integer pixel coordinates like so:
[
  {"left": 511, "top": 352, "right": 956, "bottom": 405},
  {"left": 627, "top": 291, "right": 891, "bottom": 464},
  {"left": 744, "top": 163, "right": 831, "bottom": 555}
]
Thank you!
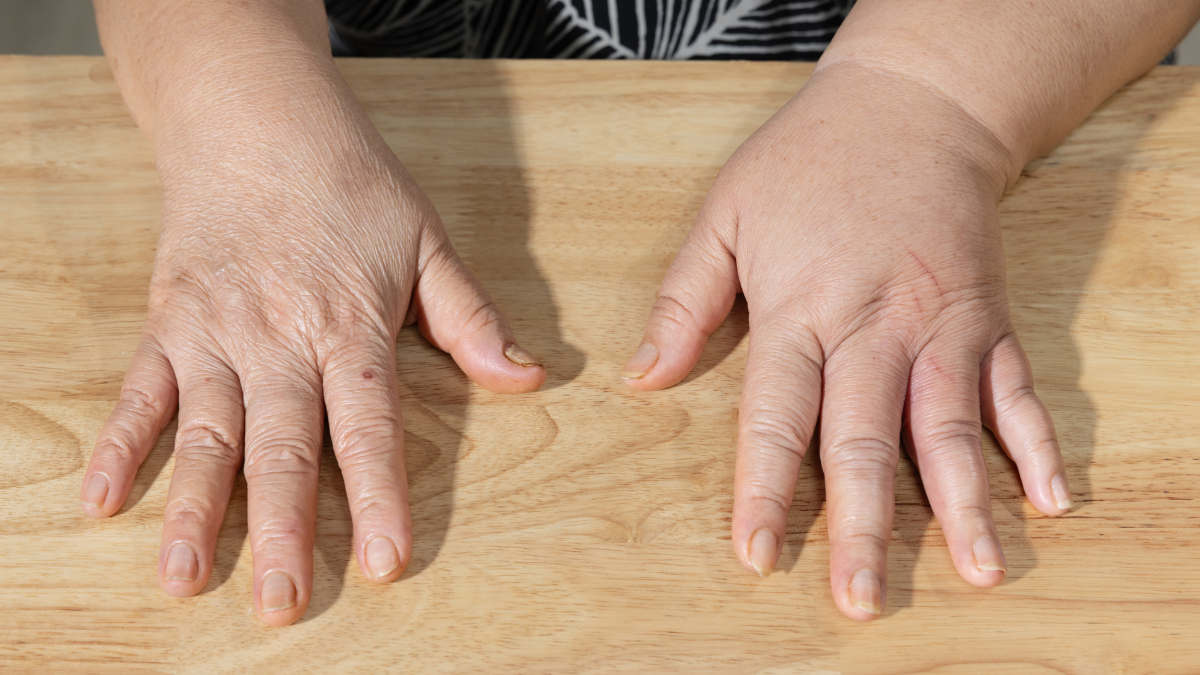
[
  {"left": 151, "top": 66, "right": 396, "bottom": 200},
  {"left": 792, "top": 61, "right": 1020, "bottom": 197},
  {"left": 150, "top": 53, "right": 354, "bottom": 154}
]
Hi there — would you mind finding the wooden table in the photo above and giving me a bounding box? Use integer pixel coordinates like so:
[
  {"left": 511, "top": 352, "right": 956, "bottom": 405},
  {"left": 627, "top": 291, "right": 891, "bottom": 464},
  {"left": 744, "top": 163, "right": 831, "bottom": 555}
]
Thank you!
[{"left": 2, "top": 56, "right": 1198, "bottom": 674}]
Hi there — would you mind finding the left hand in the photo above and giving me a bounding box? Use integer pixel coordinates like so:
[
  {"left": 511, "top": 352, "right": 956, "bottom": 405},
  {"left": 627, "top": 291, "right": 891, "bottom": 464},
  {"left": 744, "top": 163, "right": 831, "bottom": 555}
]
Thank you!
[{"left": 622, "top": 64, "right": 1070, "bottom": 620}]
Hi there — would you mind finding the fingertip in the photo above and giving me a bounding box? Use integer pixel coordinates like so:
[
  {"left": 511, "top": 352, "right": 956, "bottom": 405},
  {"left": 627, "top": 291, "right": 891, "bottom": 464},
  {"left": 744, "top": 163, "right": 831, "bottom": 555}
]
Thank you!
[
  {"left": 619, "top": 339, "right": 702, "bottom": 391},
  {"left": 964, "top": 570, "right": 1007, "bottom": 589},
  {"left": 160, "top": 542, "right": 207, "bottom": 598},
  {"left": 1049, "top": 473, "right": 1073, "bottom": 512},
  {"left": 161, "top": 576, "right": 206, "bottom": 598},
  {"left": 619, "top": 342, "right": 659, "bottom": 382},
  {"left": 620, "top": 340, "right": 687, "bottom": 391},
  {"left": 731, "top": 496, "right": 791, "bottom": 578},
  {"left": 953, "top": 535, "right": 1007, "bottom": 588},
  {"left": 258, "top": 607, "right": 304, "bottom": 628},
  {"left": 361, "top": 535, "right": 408, "bottom": 584},
  {"left": 742, "top": 527, "right": 779, "bottom": 577},
  {"left": 1020, "top": 467, "right": 1072, "bottom": 517},
  {"left": 461, "top": 340, "right": 546, "bottom": 394},
  {"left": 161, "top": 576, "right": 205, "bottom": 599},
  {"left": 257, "top": 570, "right": 306, "bottom": 627},
  {"left": 502, "top": 342, "right": 541, "bottom": 368},
  {"left": 498, "top": 342, "right": 547, "bottom": 393},
  {"left": 79, "top": 472, "right": 113, "bottom": 518},
  {"left": 838, "top": 568, "right": 885, "bottom": 621}
]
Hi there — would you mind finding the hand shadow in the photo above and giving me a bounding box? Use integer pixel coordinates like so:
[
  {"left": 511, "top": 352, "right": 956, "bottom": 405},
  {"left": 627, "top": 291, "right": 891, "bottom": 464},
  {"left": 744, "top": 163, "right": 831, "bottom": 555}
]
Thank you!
[
  {"left": 679, "top": 295, "right": 750, "bottom": 387},
  {"left": 115, "top": 419, "right": 176, "bottom": 516},
  {"left": 295, "top": 58, "right": 584, "bottom": 619}
]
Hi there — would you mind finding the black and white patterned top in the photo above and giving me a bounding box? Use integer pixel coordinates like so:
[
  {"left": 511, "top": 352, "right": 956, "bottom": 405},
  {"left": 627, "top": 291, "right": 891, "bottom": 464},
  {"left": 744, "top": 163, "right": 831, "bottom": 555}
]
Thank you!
[{"left": 325, "top": 0, "right": 855, "bottom": 60}]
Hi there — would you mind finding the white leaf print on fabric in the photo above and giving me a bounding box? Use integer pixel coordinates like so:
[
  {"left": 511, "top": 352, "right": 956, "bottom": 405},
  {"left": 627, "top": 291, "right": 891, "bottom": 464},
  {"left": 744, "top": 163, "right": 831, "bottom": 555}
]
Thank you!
[{"left": 326, "top": 0, "right": 853, "bottom": 60}]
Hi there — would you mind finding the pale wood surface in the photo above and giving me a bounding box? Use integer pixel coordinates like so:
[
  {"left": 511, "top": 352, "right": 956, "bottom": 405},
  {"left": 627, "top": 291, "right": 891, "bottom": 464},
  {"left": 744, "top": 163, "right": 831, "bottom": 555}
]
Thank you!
[{"left": 1, "top": 56, "right": 1199, "bottom": 674}]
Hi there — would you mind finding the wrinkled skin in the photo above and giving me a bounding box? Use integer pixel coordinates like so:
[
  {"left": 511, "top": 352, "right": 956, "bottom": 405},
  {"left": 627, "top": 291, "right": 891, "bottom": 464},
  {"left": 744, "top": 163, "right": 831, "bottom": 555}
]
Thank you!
[
  {"left": 79, "top": 110, "right": 545, "bottom": 626},
  {"left": 623, "top": 65, "right": 1070, "bottom": 620}
]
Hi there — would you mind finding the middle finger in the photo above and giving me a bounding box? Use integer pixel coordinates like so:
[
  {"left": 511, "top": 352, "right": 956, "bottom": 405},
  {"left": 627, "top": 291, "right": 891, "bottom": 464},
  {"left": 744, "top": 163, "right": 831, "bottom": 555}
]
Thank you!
[
  {"left": 820, "top": 332, "right": 912, "bottom": 620},
  {"left": 242, "top": 358, "right": 325, "bottom": 627}
]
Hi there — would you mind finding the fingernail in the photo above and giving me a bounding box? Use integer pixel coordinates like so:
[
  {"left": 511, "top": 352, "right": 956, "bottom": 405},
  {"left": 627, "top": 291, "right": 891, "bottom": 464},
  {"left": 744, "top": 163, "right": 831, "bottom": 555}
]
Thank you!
[
  {"left": 503, "top": 343, "right": 542, "bottom": 367},
  {"left": 620, "top": 343, "right": 659, "bottom": 380},
  {"left": 972, "top": 535, "right": 1007, "bottom": 573},
  {"left": 81, "top": 473, "right": 109, "bottom": 509},
  {"left": 164, "top": 543, "right": 199, "bottom": 582},
  {"left": 365, "top": 536, "right": 400, "bottom": 579},
  {"left": 849, "top": 568, "right": 882, "bottom": 615},
  {"left": 1051, "top": 473, "right": 1072, "bottom": 510},
  {"left": 747, "top": 528, "right": 778, "bottom": 577},
  {"left": 261, "top": 571, "right": 297, "bottom": 613}
]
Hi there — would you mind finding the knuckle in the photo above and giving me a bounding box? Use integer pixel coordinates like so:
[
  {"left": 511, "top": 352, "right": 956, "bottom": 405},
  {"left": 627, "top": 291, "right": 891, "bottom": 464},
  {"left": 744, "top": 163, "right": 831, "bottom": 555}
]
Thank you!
[
  {"left": 94, "top": 435, "right": 139, "bottom": 466},
  {"left": 175, "top": 424, "right": 242, "bottom": 464},
  {"left": 741, "top": 410, "right": 811, "bottom": 461},
  {"left": 839, "top": 528, "right": 892, "bottom": 554},
  {"left": 325, "top": 329, "right": 389, "bottom": 361},
  {"left": 822, "top": 438, "right": 901, "bottom": 474},
  {"left": 253, "top": 518, "right": 312, "bottom": 549},
  {"left": 243, "top": 372, "right": 322, "bottom": 405},
  {"left": 320, "top": 302, "right": 391, "bottom": 349},
  {"left": 1024, "top": 434, "right": 1061, "bottom": 459},
  {"left": 753, "top": 319, "right": 824, "bottom": 370},
  {"left": 994, "top": 383, "right": 1038, "bottom": 417},
  {"left": 243, "top": 442, "right": 320, "bottom": 478},
  {"left": 649, "top": 292, "right": 703, "bottom": 336},
  {"left": 120, "top": 382, "right": 170, "bottom": 418},
  {"left": 741, "top": 483, "right": 794, "bottom": 515},
  {"left": 163, "top": 495, "right": 214, "bottom": 529},
  {"left": 921, "top": 418, "right": 984, "bottom": 454},
  {"left": 348, "top": 489, "right": 403, "bottom": 521},
  {"left": 334, "top": 418, "right": 401, "bottom": 466},
  {"left": 459, "top": 299, "right": 503, "bottom": 336},
  {"left": 945, "top": 502, "right": 993, "bottom": 523}
]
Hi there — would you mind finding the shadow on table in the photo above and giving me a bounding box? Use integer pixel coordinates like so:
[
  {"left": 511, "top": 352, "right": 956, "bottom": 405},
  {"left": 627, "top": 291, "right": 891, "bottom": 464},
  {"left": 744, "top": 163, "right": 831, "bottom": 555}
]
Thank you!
[
  {"left": 117, "top": 421, "right": 175, "bottom": 515},
  {"left": 302, "top": 59, "right": 583, "bottom": 620}
]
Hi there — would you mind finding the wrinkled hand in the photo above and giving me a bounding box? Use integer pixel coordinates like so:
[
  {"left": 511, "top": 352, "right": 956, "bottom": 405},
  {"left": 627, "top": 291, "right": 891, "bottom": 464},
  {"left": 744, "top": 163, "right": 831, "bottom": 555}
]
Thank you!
[
  {"left": 623, "top": 65, "right": 1070, "bottom": 620},
  {"left": 79, "top": 114, "right": 545, "bottom": 625}
]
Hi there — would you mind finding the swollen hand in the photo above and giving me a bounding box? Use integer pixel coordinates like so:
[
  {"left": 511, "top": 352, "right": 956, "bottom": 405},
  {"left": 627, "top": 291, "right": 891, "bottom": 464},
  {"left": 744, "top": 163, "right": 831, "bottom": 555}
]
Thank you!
[{"left": 623, "top": 66, "right": 1070, "bottom": 620}]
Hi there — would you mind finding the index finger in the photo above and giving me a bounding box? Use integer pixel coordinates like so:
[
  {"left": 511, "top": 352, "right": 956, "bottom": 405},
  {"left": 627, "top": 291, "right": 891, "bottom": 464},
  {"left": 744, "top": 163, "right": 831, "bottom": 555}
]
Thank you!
[{"left": 732, "top": 315, "right": 824, "bottom": 578}]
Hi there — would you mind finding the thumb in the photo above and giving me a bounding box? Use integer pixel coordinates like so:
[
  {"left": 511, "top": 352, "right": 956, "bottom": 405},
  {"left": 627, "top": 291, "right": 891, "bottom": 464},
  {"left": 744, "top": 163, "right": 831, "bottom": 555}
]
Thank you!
[
  {"left": 410, "top": 231, "right": 546, "bottom": 394},
  {"left": 622, "top": 202, "right": 739, "bottom": 390}
]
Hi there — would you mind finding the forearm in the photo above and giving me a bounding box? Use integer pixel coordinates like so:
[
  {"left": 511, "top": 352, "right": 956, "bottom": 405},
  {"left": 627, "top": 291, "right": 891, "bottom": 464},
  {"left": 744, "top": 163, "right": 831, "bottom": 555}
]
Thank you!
[{"left": 817, "top": 0, "right": 1200, "bottom": 187}]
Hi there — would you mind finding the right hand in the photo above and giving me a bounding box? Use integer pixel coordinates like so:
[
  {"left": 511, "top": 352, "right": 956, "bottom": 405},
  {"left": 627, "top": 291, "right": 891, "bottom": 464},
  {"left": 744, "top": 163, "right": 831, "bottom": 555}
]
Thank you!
[{"left": 78, "top": 83, "right": 546, "bottom": 626}]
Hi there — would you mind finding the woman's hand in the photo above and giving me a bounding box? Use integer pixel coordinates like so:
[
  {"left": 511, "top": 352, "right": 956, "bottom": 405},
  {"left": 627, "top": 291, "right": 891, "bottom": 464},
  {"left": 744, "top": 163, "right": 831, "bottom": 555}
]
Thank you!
[
  {"left": 622, "top": 64, "right": 1070, "bottom": 620},
  {"left": 78, "top": 88, "right": 545, "bottom": 626}
]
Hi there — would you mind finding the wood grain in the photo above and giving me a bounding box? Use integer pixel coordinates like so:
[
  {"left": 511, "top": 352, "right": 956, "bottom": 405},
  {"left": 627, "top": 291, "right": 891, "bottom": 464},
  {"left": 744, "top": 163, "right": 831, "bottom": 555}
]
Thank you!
[{"left": 1, "top": 56, "right": 1199, "bottom": 674}]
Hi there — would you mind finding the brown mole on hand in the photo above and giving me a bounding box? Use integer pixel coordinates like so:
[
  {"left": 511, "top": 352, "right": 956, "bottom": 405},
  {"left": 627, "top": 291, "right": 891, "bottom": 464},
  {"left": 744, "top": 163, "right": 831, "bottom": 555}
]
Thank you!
[{"left": 363, "top": 371, "right": 373, "bottom": 380}]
